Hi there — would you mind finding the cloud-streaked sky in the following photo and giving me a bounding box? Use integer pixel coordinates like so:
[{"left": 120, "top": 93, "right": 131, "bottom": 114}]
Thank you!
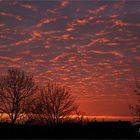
[{"left": 0, "top": 0, "right": 140, "bottom": 118}]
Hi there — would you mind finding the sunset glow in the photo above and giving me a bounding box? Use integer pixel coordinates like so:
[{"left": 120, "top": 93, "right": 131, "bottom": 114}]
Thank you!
[{"left": 0, "top": 0, "right": 140, "bottom": 120}]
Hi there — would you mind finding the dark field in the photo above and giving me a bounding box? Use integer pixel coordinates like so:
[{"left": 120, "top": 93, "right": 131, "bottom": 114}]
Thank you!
[{"left": 0, "top": 121, "right": 139, "bottom": 139}]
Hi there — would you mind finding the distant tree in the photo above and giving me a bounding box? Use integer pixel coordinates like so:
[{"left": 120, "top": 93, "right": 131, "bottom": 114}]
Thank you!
[
  {"left": 129, "top": 79, "right": 140, "bottom": 121},
  {"left": 0, "top": 68, "right": 37, "bottom": 124},
  {"left": 75, "top": 110, "right": 86, "bottom": 123},
  {"left": 39, "top": 82, "right": 78, "bottom": 126}
]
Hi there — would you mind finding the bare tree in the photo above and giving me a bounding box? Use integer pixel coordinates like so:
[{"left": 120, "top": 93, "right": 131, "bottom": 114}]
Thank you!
[
  {"left": 129, "top": 79, "right": 140, "bottom": 121},
  {"left": 39, "top": 82, "right": 78, "bottom": 126},
  {"left": 0, "top": 68, "right": 37, "bottom": 124},
  {"left": 23, "top": 93, "right": 46, "bottom": 125}
]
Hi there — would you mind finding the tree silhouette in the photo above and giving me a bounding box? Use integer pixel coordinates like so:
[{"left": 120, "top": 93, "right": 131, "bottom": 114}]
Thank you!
[
  {"left": 129, "top": 79, "right": 140, "bottom": 121},
  {"left": 23, "top": 93, "right": 46, "bottom": 125},
  {"left": 39, "top": 82, "right": 78, "bottom": 126},
  {"left": 0, "top": 68, "right": 37, "bottom": 124}
]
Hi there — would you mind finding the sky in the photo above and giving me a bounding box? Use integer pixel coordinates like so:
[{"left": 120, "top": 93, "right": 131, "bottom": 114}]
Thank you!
[{"left": 0, "top": 0, "right": 140, "bottom": 119}]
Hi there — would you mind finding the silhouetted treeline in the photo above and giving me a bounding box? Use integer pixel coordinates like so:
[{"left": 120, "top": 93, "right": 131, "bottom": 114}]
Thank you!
[
  {"left": 0, "top": 121, "right": 139, "bottom": 138},
  {"left": 0, "top": 68, "right": 78, "bottom": 125}
]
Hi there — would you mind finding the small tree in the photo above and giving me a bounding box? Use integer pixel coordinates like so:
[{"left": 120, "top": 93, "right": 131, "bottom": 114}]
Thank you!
[
  {"left": 40, "top": 82, "right": 78, "bottom": 126},
  {"left": 129, "top": 79, "right": 140, "bottom": 121},
  {"left": 75, "top": 110, "right": 86, "bottom": 123},
  {"left": 0, "top": 68, "right": 37, "bottom": 124}
]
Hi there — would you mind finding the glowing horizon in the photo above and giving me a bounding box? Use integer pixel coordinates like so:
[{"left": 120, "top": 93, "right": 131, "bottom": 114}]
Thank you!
[{"left": 0, "top": 113, "right": 137, "bottom": 122}]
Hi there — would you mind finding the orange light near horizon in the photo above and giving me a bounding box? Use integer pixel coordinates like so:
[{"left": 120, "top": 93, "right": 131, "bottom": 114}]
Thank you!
[{"left": 66, "top": 115, "right": 137, "bottom": 122}]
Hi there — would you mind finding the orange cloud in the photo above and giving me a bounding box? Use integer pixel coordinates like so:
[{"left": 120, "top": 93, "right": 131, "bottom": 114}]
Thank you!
[
  {"left": 31, "top": 31, "right": 42, "bottom": 38},
  {"left": 80, "top": 38, "right": 110, "bottom": 49},
  {"left": 21, "top": 4, "right": 37, "bottom": 11},
  {"left": 0, "top": 12, "right": 23, "bottom": 21},
  {"left": 88, "top": 5, "right": 108, "bottom": 14},
  {"left": 91, "top": 50, "right": 123, "bottom": 58},
  {"left": 113, "top": 19, "right": 126, "bottom": 26},
  {"left": 0, "top": 56, "right": 22, "bottom": 62},
  {"left": 12, "top": 37, "right": 34, "bottom": 46},
  {"left": 66, "top": 16, "right": 95, "bottom": 31},
  {"left": 36, "top": 18, "right": 56, "bottom": 28},
  {"left": 96, "top": 30, "right": 109, "bottom": 36},
  {"left": 110, "top": 14, "right": 119, "bottom": 18},
  {"left": 60, "top": 0, "right": 69, "bottom": 8},
  {"left": 61, "top": 34, "right": 74, "bottom": 40},
  {"left": 50, "top": 53, "right": 70, "bottom": 62},
  {"left": 34, "top": 59, "right": 46, "bottom": 63},
  {"left": 112, "top": 19, "right": 140, "bottom": 28},
  {"left": 66, "top": 27, "right": 74, "bottom": 32}
]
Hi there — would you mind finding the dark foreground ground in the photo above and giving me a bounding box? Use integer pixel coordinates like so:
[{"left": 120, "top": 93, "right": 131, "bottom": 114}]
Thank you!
[{"left": 0, "top": 121, "right": 139, "bottom": 139}]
